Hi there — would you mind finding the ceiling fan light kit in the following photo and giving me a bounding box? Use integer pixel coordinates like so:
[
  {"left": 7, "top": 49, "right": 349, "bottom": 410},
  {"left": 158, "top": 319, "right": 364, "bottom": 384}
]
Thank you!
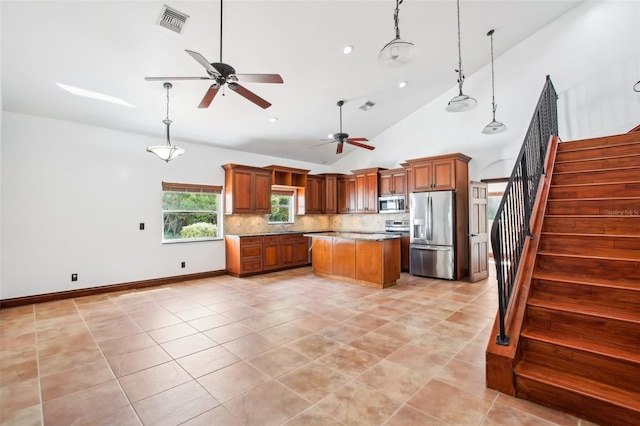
[
  {"left": 378, "top": 0, "right": 417, "bottom": 66},
  {"left": 445, "top": 0, "right": 476, "bottom": 112},
  {"left": 482, "top": 30, "right": 507, "bottom": 134},
  {"left": 147, "top": 82, "right": 185, "bottom": 162}
]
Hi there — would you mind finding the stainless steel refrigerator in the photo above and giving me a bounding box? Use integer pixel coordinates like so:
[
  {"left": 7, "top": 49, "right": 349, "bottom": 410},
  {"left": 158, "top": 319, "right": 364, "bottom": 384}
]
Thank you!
[{"left": 410, "top": 190, "right": 456, "bottom": 279}]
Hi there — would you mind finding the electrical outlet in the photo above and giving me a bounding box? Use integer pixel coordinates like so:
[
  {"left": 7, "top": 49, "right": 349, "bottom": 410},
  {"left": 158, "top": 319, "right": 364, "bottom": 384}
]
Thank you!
[
  {"left": 139, "top": 223, "right": 145, "bottom": 230},
  {"left": 181, "top": 261, "right": 186, "bottom": 268},
  {"left": 71, "top": 273, "right": 78, "bottom": 282}
]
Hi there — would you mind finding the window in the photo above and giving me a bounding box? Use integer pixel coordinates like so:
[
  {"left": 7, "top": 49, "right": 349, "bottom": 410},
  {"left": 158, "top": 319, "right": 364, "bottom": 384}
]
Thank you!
[
  {"left": 162, "top": 182, "right": 222, "bottom": 242},
  {"left": 268, "top": 189, "right": 295, "bottom": 223}
]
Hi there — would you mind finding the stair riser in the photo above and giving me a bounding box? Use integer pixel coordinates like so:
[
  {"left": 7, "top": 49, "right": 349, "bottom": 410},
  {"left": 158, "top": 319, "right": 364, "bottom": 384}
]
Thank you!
[
  {"left": 531, "top": 279, "right": 640, "bottom": 314},
  {"left": 536, "top": 254, "right": 640, "bottom": 281},
  {"left": 516, "top": 376, "right": 640, "bottom": 426},
  {"left": 539, "top": 234, "right": 640, "bottom": 257},
  {"left": 556, "top": 143, "right": 639, "bottom": 161},
  {"left": 555, "top": 155, "right": 640, "bottom": 173},
  {"left": 546, "top": 199, "right": 640, "bottom": 216},
  {"left": 552, "top": 168, "right": 640, "bottom": 185},
  {"left": 557, "top": 134, "right": 640, "bottom": 151},
  {"left": 520, "top": 339, "right": 640, "bottom": 393},
  {"left": 549, "top": 182, "right": 640, "bottom": 199},
  {"left": 525, "top": 305, "right": 640, "bottom": 347},
  {"left": 543, "top": 216, "right": 640, "bottom": 235}
]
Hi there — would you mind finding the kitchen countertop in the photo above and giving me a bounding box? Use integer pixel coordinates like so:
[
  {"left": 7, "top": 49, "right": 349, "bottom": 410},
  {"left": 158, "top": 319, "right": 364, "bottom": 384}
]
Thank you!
[
  {"left": 303, "top": 232, "right": 400, "bottom": 241},
  {"left": 226, "top": 230, "right": 389, "bottom": 238}
]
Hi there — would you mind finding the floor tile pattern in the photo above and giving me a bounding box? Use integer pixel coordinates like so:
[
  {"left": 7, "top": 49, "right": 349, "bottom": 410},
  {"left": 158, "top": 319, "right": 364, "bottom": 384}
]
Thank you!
[{"left": 0, "top": 267, "right": 597, "bottom": 425}]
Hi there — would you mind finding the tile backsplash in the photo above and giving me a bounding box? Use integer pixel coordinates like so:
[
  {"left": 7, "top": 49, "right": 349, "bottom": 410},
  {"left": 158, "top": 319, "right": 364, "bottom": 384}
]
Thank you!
[{"left": 224, "top": 212, "right": 408, "bottom": 235}]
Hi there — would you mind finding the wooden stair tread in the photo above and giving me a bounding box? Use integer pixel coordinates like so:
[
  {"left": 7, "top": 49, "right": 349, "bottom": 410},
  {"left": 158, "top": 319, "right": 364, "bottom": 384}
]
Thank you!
[
  {"left": 532, "top": 269, "right": 640, "bottom": 290},
  {"left": 527, "top": 296, "right": 640, "bottom": 324},
  {"left": 537, "top": 249, "right": 640, "bottom": 262},
  {"left": 547, "top": 196, "right": 640, "bottom": 202},
  {"left": 555, "top": 152, "right": 640, "bottom": 165},
  {"left": 521, "top": 327, "right": 640, "bottom": 364},
  {"left": 551, "top": 180, "right": 640, "bottom": 188},
  {"left": 554, "top": 165, "right": 640, "bottom": 175},
  {"left": 516, "top": 360, "right": 640, "bottom": 411}
]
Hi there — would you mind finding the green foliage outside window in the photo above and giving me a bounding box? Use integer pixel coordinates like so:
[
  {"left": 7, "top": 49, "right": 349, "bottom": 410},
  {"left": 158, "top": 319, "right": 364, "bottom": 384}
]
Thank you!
[
  {"left": 268, "top": 194, "right": 293, "bottom": 223},
  {"left": 163, "top": 192, "right": 219, "bottom": 241}
]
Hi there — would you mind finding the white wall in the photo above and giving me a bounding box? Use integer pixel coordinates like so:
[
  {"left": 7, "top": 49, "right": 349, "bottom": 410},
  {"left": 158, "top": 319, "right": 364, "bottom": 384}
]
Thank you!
[
  {"left": 332, "top": 0, "right": 640, "bottom": 180},
  {"left": 1, "top": 112, "right": 330, "bottom": 299}
]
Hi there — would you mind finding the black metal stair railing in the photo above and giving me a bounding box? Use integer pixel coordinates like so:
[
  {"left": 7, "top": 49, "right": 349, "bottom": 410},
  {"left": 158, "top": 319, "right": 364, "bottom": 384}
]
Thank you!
[{"left": 491, "top": 75, "right": 558, "bottom": 345}]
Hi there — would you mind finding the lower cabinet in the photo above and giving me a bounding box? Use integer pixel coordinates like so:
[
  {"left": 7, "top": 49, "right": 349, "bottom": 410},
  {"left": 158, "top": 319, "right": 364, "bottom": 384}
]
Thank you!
[{"left": 226, "top": 234, "right": 309, "bottom": 277}]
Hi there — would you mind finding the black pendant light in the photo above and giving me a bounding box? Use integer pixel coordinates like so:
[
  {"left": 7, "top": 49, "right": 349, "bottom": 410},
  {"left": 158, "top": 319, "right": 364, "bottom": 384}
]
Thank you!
[
  {"left": 445, "top": 0, "right": 476, "bottom": 112},
  {"left": 482, "top": 29, "right": 507, "bottom": 134}
]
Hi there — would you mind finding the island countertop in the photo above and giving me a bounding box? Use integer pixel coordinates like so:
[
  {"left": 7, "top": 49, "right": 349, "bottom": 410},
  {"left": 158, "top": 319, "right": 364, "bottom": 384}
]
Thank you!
[{"left": 303, "top": 232, "right": 400, "bottom": 241}]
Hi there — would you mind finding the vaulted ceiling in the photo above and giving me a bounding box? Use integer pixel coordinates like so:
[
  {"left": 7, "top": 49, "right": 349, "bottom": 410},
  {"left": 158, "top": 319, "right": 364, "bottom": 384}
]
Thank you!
[{"left": 1, "top": 0, "right": 581, "bottom": 165}]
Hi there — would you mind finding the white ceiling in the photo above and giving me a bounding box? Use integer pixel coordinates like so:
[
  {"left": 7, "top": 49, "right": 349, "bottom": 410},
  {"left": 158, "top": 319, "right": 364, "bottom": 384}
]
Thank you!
[{"left": 1, "top": 0, "right": 581, "bottom": 165}]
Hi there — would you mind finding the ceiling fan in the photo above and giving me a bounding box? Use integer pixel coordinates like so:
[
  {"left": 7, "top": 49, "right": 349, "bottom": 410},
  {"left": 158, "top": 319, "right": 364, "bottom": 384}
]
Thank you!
[
  {"left": 145, "top": 0, "right": 283, "bottom": 109},
  {"left": 318, "top": 101, "right": 374, "bottom": 154}
]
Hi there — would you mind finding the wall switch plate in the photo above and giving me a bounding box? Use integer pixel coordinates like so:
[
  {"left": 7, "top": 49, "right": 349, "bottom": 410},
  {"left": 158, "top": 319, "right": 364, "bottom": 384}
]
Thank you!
[
  {"left": 71, "top": 273, "right": 78, "bottom": 281},
  {"left": 181, "top": 262, "right": 186, "bottom": 268},
  {"left": 139, "top": 223, "right": 145, "bottom": 230}
]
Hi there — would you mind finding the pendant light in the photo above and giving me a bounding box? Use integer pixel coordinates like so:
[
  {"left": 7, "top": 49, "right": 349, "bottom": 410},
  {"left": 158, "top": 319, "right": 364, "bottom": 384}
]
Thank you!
[
  {"left": 147, "top": 82, "right": 185, "bottom": 162},
  {"left": 445, "top": 0, "right": 476, "bottom": 112},
  {"left": 482, "top": 30, "right": 507, "bottom": 134},
  {"left": 378, "top": 0, "right": 417, "bottom": 66}
]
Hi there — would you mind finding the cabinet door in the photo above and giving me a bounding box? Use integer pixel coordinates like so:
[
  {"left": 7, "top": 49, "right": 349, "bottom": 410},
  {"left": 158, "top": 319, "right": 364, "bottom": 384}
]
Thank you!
[
  {"left": 305, "top": 176, "right": 324, "bottom": 214},
  {"left": 432, "top": 160, "right": 455, "bottom": 190},
  {"left": 253, "top": 171, "right": 272, "bottom": 213},
  {"left": 325, "top": 175, "right": 338, "bottom": 214},
  {"left": 412, "top": 162, "right": 433, "bottom": 192},
  {"left": 263, "top": 236, "right": 281, "bottom": 270},
  {"left": 391, "top": 171, "right": 406, "bottom": 195},
  {"left": 293, "top": 239, "right": 310, "bottom": 265},
  {"left": 355, "top": 174, "right": 367, "bottom": 212},
  {"left": 231, "top": 169, "right": 254, "bottom": 213},
  {"left": 338, "top": 176, "right": 356, "bottom": 213},
  {"left": 365, "top": 172, "right": 378, "bottom": 212},
  {"left": 379, "top": 174, "right": 393, "bottom": 196},
  {"left": 347, "top": 178, "right": 357, "bottom": 212},
  {"left": 281, "top": 240, "right": 295, "bottom": 267}
]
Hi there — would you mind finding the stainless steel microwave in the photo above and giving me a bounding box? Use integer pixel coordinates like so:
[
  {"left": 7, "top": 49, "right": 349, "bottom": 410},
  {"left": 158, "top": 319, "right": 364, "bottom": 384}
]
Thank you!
[{"left": 378, "top": 195, "right": 406, "bottom": 213}]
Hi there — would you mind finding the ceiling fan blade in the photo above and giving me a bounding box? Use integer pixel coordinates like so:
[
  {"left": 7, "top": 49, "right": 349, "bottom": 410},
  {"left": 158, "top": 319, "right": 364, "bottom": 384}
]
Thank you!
[
  {"left": 346, "top": 137, "right": 369, "bottom": 142},
  {"left": 311, "top": 140, "right": 335, "bottom": 148},
  {"left": 336, "top": 141, "right": 344, "bottom": 154},
  {"left": 234, "top": 74, "right": 284, "bottom": 84},
  {"left": 145, "top": 76, "right": 212, "bottom": 81},
  {"left": 198, "top": 84, "right": 220, "bottom": 108},
  {"left": 346, "top": 139, "right": 375, "bottom": 150},
  {"left": 228, "top": 83, "right": 272, "bottom": 109},
  {"left": 185, "top": 50, "right": 219, "bottom": 75}
]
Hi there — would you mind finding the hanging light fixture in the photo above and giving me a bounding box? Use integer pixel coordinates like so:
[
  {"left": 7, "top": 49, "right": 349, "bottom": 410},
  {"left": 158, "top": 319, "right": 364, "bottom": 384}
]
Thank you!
[
  {"left": 147, "top": 82, "right": 185, "bottom": 162},
  {"left": 445, "top": 0, "right": 476, "bottom": 112},
  {"left": 482, "top": 30, "right": 507, "bottom": 134},
  {"left": 378, "top": 0, "right": 417, "bottom": 66}
]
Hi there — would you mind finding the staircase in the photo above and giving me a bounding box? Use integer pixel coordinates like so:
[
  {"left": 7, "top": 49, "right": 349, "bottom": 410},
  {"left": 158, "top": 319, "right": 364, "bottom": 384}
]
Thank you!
[{"left": 514, "top": 132, "right": 640, "bottom": 425}]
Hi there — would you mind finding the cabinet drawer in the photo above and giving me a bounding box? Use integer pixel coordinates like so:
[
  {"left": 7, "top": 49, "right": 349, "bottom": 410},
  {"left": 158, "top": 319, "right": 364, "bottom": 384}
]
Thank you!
[
  {"left": 263, "top": 236, "right": 282, "bottom": 245},
  {"left": 281, "top": 234, "right": 304, "bottom": 242},
  {"left": 240, "top": 237, "right": 263, "bottom": 245},
  {"left": 242, "top": 259, "right": 262, "bottom": 272},
  {"left": 241, "top": 245, "right": 262, "bottom": 257}
]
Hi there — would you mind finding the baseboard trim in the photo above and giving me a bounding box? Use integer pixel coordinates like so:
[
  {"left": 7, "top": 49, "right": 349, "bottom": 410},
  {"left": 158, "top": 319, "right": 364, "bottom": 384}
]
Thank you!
[{"left": 0, "top": 270, "right": 227, "bottom": 309}]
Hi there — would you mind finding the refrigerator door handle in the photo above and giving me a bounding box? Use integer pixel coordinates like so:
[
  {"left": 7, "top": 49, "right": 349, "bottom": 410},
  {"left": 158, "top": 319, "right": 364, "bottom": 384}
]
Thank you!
[{"left": 428, "top": 195, "right": 434, "bottom": 241}]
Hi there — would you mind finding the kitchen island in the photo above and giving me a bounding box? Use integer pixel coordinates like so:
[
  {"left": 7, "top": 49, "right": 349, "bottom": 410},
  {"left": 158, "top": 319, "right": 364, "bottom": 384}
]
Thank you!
[{"left": 304, "top": 232, "right": 401, "bottom": 289}]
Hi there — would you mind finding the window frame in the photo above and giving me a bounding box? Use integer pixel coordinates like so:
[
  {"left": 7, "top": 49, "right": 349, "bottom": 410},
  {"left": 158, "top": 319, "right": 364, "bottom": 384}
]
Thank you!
[{"left": 161, "top": 181, "right": 223, "bottom": 243}]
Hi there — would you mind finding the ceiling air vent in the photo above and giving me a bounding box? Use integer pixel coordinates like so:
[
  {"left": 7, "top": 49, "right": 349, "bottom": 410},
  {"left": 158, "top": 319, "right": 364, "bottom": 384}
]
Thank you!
[
  {"left": 158, "top": 5, "right": 189, "bottom": 34},
  {"left": 359, "top": 101, "right": 376, "bottom": 112}
]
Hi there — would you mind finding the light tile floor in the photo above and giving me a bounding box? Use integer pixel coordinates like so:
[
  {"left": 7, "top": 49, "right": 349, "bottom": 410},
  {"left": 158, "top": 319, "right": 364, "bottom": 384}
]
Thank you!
[{"left": 1, "top": 267, "right": 598, "bottom": 425}]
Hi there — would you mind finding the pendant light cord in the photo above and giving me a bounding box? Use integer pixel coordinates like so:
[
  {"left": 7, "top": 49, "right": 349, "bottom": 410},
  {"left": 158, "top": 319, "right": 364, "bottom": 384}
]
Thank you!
[
  {"left": 455, "top": 0, "right": 464, "bottom": 96},
  {"left": 393, "top": 0, "right": 403, "bottom": 39},
  {"left": 489, "top": 30, "right": 497, "bottom": 120},
  {"left": 163, "top": 83, "right": 172, "bottom": 146}
]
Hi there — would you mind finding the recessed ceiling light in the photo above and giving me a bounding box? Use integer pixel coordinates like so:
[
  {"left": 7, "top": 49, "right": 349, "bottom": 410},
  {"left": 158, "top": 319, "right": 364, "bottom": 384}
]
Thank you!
[
  {"left": 399, "top": 81, "right": 408, "bottom": 88},
  {"left": 327, "top": 133, "right": 334, "bottom": 138},
  {"left": 343, "top": 45, "right": 354, "bottom": 55},
  {"left": 56, "top": 83, "right": 135, "bottom": 108},
  {"left": 269, "top": 117, "right": 278, "bottom": 123}
]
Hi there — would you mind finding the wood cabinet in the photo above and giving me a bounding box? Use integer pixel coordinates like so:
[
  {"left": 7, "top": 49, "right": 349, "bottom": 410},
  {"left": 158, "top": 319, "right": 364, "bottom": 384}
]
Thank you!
[
  {"left": 379, "top": 168, "right": 407, "bottom": 197},
  {"left": 353, "top": 168, "right": 381, "bottom": 213},
  {"left": 321, "top": 173, "right": 340, "bottom": 214},
  {"left": 304, "top": 175, "right": 325, "bottom": 214},
  {"left": 401, "top": 234, "right": 410, "bottom": 272},
  {"left": 337, "top": 175, "right": 356, "bottom": 213},
  {"left": 226, "top": 234, "right": 309, "bottom": 277},
  {"left": 264, "top": 165, "right": 309, "bottom": 187},
  {"left": 222, "top": 164, "right": 272, "bottom": 214},
  {"left": 405, "top": 154, "right": 470, "bottom": 192},
  {"left": 225, "top": 236, "right": 263, "bottom": 276}
]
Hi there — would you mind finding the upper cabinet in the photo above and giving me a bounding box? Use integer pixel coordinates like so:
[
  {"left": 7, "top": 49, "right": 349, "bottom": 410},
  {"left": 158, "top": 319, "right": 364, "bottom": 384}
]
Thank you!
[
  {"left": 405, "top": 153, "right": 471, "bottom": 192},
  {"left": 322, "top": 173, "right": 340, "bottom": 214},
  {"left": 264, "top": 165, "right": 309, "bottom": 187},
  {"left": 337, "top": 175, "right": 357, "bottom": 213},
  {"left": 222, "top": 164, "right": 272, "bottom": 214},
  {"left": 379, "top": 168, "right": 407, "bottom": 197},
  {"left": 353, "top": 168, "right": 382, "bottom": 213},
  {"left": 304, "top": 174, "right": 325, "bottom": 214}
]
